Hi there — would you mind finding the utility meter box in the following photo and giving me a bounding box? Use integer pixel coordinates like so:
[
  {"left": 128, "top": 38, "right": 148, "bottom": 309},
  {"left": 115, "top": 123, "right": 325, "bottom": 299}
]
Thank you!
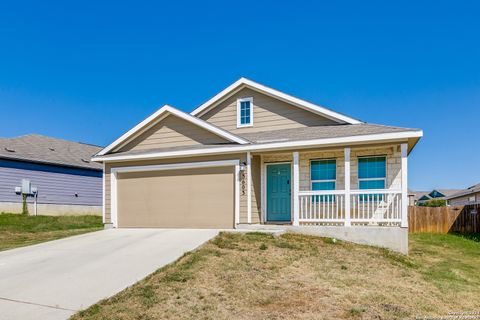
[{"left": 21, "top": 179, "right": 31, "bottom": 195}]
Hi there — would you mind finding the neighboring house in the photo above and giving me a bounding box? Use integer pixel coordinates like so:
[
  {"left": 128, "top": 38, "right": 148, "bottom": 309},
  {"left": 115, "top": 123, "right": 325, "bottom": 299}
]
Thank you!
[
  {"left": 408, "top": 189, "right": 423, "bottom": 206},
  {"left": 0, "top": 134, "right": 102, "bottom": 215},
  {"left": 409, "top": 189, "right": 461, "bottom": 206},
  {"left": 92, "top": 78, "right": 423, "bottom": 253},
  {"left": 446, "top": 183, "right": 480, "bottom": 205}
]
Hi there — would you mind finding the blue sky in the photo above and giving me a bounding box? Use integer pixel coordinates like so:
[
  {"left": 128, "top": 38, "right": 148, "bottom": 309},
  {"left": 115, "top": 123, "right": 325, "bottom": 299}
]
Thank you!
[{"left": 0, "top": 1, "right": 478, "bottom": 190}]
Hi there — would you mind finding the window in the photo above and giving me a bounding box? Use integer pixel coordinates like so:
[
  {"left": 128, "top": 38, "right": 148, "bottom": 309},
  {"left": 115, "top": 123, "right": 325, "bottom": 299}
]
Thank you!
[
  {"left": 237, "top": 98, "right": 253, "bottom": 127},
  {"left": 311, "top": 159, "right": 336, "bottom": 201},
  {"left": 358, "top": 156, "right": 386, "bottom": 201}
]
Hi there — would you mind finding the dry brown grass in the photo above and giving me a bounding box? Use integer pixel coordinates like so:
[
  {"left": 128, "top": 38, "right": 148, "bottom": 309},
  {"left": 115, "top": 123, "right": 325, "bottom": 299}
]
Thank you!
[{"left": 72, "top": 232, "right": 480, "bottom": 320}]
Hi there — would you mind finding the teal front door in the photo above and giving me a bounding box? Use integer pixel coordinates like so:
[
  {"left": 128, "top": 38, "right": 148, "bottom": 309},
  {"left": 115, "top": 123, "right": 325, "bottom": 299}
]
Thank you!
[{"left": 267, "top": 163, "right": 291, "bottom": 222}]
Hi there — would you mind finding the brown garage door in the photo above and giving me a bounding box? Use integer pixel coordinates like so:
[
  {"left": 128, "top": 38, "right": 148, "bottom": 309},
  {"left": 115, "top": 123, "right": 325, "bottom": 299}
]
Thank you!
[{"left": 116, "top": 166, "right": 235, "bottom": 228}]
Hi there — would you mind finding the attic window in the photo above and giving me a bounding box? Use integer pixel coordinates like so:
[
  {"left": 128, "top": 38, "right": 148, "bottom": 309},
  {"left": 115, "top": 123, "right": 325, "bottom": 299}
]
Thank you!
[
  {"left": 4, "top": 147, "right": 15, "bottom": 152},
  {"left": 237, "top": 97, "right": 253, "bottom": 128}
]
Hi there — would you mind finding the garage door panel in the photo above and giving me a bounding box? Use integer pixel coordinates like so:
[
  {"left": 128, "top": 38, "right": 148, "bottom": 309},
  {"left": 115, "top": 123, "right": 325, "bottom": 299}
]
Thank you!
[{"left": 117, "top": 166, "right": 234, "bottom": 228}]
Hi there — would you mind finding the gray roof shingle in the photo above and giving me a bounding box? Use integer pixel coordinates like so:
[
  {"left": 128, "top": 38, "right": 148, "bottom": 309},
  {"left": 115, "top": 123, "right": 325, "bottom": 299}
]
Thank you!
[
  {"left": 410, "top": 189, "right": 463, "bottom": 202},
  {"left": 446, "top": 183, "right": 480, "bottom": 200},
  {"left": 0, "top": 134, "right": 102, "bottom": 170},
  {"left": 103, "top": 123, "right": 420, "bottom": 158},
  {"left": 237, "top": 123, "right": 420, "bottom": 143}
]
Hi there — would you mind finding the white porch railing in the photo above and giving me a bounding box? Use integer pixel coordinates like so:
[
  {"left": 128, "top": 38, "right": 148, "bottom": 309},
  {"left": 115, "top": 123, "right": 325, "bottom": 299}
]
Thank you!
[{"left": 298, "top": 189, "right": 403, "bottom": 226}]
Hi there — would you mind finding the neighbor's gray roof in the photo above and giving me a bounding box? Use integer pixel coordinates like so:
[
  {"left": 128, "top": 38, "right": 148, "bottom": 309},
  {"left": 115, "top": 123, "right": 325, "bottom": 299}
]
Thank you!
[
  {"left": 236, "top": 124, "right": 420, "bottom": 143},
  {"left": 0, "top": 134, "right": 102, "bottom": 170},
  {"left": 446, "top": 183, "right": 480, "bottom": 200},
  {"left": 409, "top": 189, "right": 463, "bottom": 202}
]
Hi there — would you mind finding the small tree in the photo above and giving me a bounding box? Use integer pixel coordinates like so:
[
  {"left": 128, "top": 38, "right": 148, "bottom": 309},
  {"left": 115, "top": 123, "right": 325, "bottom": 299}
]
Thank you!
[
  {"left": 418, "top": 199, "right": 447, "bottom": 207},
  {"left": 22, "top": 194, "right": 29, "bottom": 215}
]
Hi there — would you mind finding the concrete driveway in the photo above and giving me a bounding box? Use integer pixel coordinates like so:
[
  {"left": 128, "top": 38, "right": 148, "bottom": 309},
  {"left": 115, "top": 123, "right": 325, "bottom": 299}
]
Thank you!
[{"left": 0, "top": 228, "right": 220, "bottom": 320}]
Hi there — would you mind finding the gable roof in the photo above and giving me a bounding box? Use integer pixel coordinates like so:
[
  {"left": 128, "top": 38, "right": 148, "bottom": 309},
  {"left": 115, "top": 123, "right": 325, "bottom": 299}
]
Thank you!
[
  {"left": 428, "top": 190, "right": 446, "bottom": 198},
  {"left": 413, "top": 189, "right": 463, "bottom": 202},
  {"left": 0, "top": 134, "right": 102, "bottom": 170},
  {"left": 92, "top": 125, "right": 423, "bottom": 162},
  {"left": 446, "top": 183, "right": 480, "bottom": 200},
  {"left": 418, "top": 195, "right": 431, "bottom": 201},
  {"left": 96, "top": 105, "right": 249, "bottom": 156},
  {"left": 190, "top": 78, "right": 362, "bottom": 125}
]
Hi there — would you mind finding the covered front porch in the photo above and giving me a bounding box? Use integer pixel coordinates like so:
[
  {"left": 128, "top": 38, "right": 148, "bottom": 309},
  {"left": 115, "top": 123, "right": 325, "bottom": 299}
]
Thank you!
[{"left": 240, "top": 143, "right": 409, "bottom": 229}]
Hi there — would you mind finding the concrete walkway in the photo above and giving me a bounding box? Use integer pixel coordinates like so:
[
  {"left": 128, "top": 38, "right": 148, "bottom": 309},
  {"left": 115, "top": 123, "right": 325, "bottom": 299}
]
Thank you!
[{"left": 0, "top": 228, "right": 220, "bottom": 320}]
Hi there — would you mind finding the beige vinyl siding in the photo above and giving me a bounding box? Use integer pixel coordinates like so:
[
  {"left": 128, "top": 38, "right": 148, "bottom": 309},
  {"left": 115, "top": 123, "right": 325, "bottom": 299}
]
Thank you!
[
  {"left": 104, "top": 144, "right": 404, "bottom": 226},
  {"left": 251, "top": 155, "right": 261, "bottom": 223},
  {"left": 239, "top": 156, "right": 262, "bottom": 224},
  {"left": 118, "top": 115, "right": 230, "bottom": 152},
  {"left": 200, "top": 88, "right": 338, "bottom": 134},
  {"left": 260, "top": 144, "right": 403, "bottom": 194},
  {"left": 240, "top": 187, "right": 247, "bottom": 223},
  {"left": 104, "top": 153, "right": 246, "bottom": 224},
  {"left": 449, "top": 192, "right": 480, "bottom": 205}
]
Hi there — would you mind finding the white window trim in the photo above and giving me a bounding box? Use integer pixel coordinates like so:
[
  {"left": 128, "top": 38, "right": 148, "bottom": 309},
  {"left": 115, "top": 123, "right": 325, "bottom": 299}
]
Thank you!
[
  {"left": 310, "top": 158, "right": 337, "bottom": 190},
  {"left": 237, "top": 97, "right": 253, "bottom": 128},
  {"left": 357, "top": 155, "right": 387, "bottom": 189}
]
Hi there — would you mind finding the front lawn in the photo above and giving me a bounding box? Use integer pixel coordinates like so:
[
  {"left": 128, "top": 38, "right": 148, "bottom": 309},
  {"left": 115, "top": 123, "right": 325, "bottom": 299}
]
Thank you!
[
  {"left": 72, "top": 232, "right": 480, "bottom": 320},
  {"left": 0, "top": 213, "right": 103, "bottom": 251}
]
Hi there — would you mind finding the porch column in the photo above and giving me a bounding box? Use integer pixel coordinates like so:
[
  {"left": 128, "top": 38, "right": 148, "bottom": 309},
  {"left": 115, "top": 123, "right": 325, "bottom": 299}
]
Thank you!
[
  {"left": 293, "top": 151, "right": 300, "bottom": 226},
  {"left": 344, "top": 148, "right": 351, "bottom": 227},
  {"left": 401, "top": 143, "right": 408, "bottom": 228},
  {"left": 247, "top": 152, "right": 252, "bottom": 224}
]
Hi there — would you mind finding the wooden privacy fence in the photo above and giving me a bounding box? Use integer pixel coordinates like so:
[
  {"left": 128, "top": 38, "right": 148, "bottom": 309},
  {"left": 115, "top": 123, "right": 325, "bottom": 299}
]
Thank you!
[{"left": 408, "top": 204, "right": 480, "bottom": 233}]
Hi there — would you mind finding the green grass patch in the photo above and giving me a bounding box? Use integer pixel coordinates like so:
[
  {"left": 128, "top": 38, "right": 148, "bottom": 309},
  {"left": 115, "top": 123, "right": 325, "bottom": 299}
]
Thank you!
[
  {"left": 348, "top": 306, "right": 367, "bottom": 317},
  {"left": 380, "top": 248, "right": 417, "bottom": 268},
  {"left": 0, "top": 213, "right": 103, "bottom": 251},
  {"left": 274, "top": 240, "right": 300, "bottom": 250},
  {"left": 409, "top": 233, "right": 480, "bottom": 292}
]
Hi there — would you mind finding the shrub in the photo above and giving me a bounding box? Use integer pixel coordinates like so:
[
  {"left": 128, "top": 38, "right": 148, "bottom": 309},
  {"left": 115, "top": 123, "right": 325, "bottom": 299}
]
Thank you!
[{"left": 418, "top": 199, "right": 446, "bottom": 207}]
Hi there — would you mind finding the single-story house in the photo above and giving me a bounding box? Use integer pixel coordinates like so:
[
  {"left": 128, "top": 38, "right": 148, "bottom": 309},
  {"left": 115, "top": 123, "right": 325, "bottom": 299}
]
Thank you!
[
  {"left": 92, "top": 78, "right": 423, "bottom": 253},
  {"left": 409, "top": 189, "right": 461, "bottom": 206},
  {"left": 446, "top": 183, "right": 480, "bottom": 205},
  {"left": 0, "top": 134, "right": 102, "bottom": 215}
]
